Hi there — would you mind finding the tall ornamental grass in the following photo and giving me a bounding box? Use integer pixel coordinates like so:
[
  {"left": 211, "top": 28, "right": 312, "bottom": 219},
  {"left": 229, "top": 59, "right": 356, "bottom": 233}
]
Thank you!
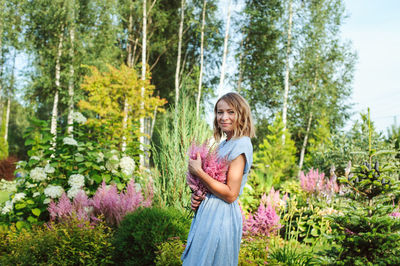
[{"left": 152, "top": 97, "right": 211, "bottom": 210}]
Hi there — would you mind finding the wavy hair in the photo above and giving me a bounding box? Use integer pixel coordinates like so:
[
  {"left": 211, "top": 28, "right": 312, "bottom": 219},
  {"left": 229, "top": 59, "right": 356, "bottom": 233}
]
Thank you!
[{"left": 213, "top": 92, "right": 255, "bottom": 142}]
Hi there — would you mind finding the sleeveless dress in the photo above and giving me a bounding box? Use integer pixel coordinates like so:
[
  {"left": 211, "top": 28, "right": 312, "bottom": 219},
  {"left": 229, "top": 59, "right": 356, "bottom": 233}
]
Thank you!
[{"left": 181, "top": 136, "right": 253, "bottom": 266}]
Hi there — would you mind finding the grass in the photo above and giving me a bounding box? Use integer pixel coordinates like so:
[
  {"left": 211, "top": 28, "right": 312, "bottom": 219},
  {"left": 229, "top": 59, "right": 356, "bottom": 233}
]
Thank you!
[{"left": 0, "top": 191, "right": 10, "bottom": 204}]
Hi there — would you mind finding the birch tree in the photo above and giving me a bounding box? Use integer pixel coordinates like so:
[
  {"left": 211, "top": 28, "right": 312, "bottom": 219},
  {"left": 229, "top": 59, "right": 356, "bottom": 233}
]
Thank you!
[
  {"left": 139, "top": 0, "right": 147, "bottom": 167},
  {"left": 196, "top": 0, "right": 207, "bottom": 118},
  {"left": 218, "top": 0, "right": 232, "bottom": 92},
  {"left": 66, "top": 0, "right": 76, "bottom": 135},
  {"left": 282, "top": 0, "right": 293, "bottom": 142},
  {"left": 175, "top": 0, "right": 185, "bottom": 108}
]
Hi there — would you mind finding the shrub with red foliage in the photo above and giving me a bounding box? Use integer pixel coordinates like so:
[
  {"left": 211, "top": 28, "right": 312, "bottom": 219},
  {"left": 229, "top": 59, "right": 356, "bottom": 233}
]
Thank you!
[{"left": 0, "top": 156, "right": 18, "bottom": 181}]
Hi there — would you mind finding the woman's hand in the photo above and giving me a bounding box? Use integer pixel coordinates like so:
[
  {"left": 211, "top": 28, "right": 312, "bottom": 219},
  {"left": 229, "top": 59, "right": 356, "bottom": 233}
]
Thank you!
[
  {"left": 191, "top": 193, "right": 204, "bottom": 211},
  {"left": 188, "top": 152, "right": 203, "bottom": 177}
]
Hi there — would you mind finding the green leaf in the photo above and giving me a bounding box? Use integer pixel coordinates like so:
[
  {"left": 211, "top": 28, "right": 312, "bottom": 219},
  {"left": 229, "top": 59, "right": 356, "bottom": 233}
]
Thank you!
[
  {"left": 15, "top": 203, "right": 26, "bottom": 210},
  {"left": 93, "top": 175, "right": 102, "bottom": 184},
  {"left": 16, "top": 221, "right": 26, "bottom": 230},
  {"left": 26, "top": 200, "right": 35, "bottom": 205},
  {"left": 27, "top": 216, "right": 38, "bottom": 223},
  {"left": 32, "top": 208, "right": 41, "bottom": 217}
]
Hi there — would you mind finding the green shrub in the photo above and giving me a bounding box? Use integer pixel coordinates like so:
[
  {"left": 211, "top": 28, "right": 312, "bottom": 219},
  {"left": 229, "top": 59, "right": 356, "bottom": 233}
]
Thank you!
[
  {"left": 152, "top": 96, "right": 211, "bottom": 211},
  {"left": 155, "top": 237, "right": 186, "bottom": 266},
  {"left": 239, "top": 236, "right": 269, "bottom": 265},
  {"left": 112, "top": 207, "right": 191, "bottom": 265},
  {"left": 0, "top": 219, "right": 114, "bottom": 265}
]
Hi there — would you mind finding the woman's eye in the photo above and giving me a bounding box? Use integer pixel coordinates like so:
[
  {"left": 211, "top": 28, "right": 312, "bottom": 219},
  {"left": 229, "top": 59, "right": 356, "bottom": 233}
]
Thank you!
[{"left": 229, "top": 111, "right": 235, "bottom": 114}]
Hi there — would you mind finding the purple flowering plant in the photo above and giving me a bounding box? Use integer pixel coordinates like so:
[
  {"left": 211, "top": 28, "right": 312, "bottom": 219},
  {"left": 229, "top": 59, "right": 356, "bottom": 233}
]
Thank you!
[
  {"left": 186, "top": 140, "right": 228, "bottom": 198},
  {"left": 48, "top": 179, "right": 152, "bottom": 226}
]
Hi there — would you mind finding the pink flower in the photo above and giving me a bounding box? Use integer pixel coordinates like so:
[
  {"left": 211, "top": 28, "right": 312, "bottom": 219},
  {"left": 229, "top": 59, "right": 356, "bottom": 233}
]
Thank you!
[
  {"left": 186, "top": 140, "right": 228, "bottom": 197},
  {"left": 243, "top": 203, "right": 281, "bottom": 237}
]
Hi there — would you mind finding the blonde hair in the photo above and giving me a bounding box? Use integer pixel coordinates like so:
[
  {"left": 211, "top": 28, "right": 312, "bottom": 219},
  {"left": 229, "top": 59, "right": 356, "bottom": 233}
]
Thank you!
[{"left": 213, "top": 92, "right": 255, "bottom": 142}]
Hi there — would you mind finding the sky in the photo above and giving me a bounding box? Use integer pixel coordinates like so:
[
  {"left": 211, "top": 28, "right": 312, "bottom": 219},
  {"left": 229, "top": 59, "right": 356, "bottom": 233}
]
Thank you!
[{"left": 341, "top": 0, "right": 400, "bottom": 135}]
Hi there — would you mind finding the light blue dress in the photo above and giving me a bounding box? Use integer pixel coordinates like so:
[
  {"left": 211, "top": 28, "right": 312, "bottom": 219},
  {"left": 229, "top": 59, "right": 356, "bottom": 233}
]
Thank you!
[{"left": 181, "top": 136, "right": 253, "bottom": 266}]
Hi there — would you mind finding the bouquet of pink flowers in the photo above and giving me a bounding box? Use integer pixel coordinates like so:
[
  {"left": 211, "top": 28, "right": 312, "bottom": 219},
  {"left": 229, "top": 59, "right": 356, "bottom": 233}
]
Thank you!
[{"left": 186, "top": 140, "right": 228, "bottom": 198}]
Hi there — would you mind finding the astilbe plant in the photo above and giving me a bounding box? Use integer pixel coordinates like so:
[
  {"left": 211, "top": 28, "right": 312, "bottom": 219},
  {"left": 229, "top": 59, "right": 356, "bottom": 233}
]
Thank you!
[
  {"left": 299, "top": 168, "right": 340, "bottom": 197},
  {"left": 243, "top": 188, "right": 284, "bottom": 237},
  {"left": 48, "top": 179, "right": 152, "bottom": 226},
  {"left": 186, "top": 141, "right": 228, "bottom": 198}
]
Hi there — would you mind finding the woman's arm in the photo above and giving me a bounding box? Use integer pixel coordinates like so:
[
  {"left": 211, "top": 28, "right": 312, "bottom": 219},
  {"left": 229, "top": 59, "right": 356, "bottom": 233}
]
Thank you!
[{"left": 189, "top": 152, "right": 246, "bottom": 204}]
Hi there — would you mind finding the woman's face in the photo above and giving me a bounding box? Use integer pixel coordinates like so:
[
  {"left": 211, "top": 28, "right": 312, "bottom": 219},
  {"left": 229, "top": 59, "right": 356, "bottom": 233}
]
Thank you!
[{"left": 216, "top": 100, "right": 236, "bottom": 137}]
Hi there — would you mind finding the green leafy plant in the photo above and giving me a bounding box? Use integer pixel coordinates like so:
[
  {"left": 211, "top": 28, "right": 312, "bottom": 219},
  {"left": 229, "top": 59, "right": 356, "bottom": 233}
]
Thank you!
[
  {"left": 327, "top": 110, "right": 400, "bottom": 265},
  {"left": 155, "top": 237, "right": 186, "bottom": 266},
  {"left": 151, "top": 96, "right": 211, "bottom": 211},
  {"left": 112, "top": 207, "right": 191, "bottom": 266},
  {"left": 0, "top": 218, "right": 114, "bottom": 265},
  {"left": 0, "top": 115, "right": 139, "bottom": 227}
]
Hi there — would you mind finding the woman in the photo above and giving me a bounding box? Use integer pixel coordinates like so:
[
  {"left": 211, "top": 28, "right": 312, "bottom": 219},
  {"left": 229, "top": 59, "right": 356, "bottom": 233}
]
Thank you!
[{"left": 181, "top": 92, "right": 255, "bottom": 266}]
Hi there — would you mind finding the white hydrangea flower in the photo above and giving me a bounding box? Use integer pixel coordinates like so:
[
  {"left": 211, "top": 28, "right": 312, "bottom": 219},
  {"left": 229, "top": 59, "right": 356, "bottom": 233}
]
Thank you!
[
  {"left": 16, "top": 161, "right": 26, "bottom": 169},
  {"left": 67, "top": 187, "right": 84, "bottom": 199},
  {"left": 30, "top": 156, "right": 41, "bottom": 161},
  {"left": 120, "top": 156, "right": 135, "bottom": 176},
  {"left": 43, "top": 198, "right": 51, "bottom": 204},
  {"left": 63, "top": 137, "right": 78, "bottom": 146},
  {"left": 44, "top": 185, "right": 64, "bottom": 199},
  {"left": 33, "top": 192, "right": 41, "bottom": 197},
  {"left": 106, "top": 155, "right": 119, "bottom": 173},
  {"left": 44, "top": 164, "right": 55, "bottom": 174},
  {"left": 1, "top": 200, "right": 13, "bottom": 215},
  {"left": 12, "top": 193, "right": 26, "bottom": 203},
  {"left": 72, "top": 111, "right": 87, "bottom": 124},
  {"left": 0, "top": 180, "right": 17, "bottom": 192},
  {"left": 96, "top": 152, "right": 104, "bottom": 163},
  {"left": 100, "top": 166, "right": 106, "bottom": 170},
  {"left": 68, "top": 174, "right": 85, "bottom": 188},
  {"left": 30, "top": 167, "right": 47, "bottom": 182},
  {"left": 26, "top": 182, "right": 37, "bottom": 188}
]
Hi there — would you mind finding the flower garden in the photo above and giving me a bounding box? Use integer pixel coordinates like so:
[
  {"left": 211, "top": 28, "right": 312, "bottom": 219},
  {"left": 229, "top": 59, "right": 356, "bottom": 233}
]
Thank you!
[{"left": 0, "top": 99, "right": 399, "bottom": 265}]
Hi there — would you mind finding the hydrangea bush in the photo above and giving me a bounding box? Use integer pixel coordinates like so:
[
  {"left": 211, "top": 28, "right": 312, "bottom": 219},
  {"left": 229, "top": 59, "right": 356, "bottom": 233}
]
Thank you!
[{"left": 0, "top": 114, "right": 140, "bottom": 227}]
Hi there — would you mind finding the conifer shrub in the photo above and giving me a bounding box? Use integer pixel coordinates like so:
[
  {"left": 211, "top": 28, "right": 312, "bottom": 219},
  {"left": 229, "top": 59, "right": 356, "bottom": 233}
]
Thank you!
[
  {"left": 0, "top": 219, "right": 114, "bottom": 265},
  {"left": 112, "top": 207, "right": 191, "bottom": 265},
  {"left": 327, "top": 112, "right": 400, "bottom": 264}
]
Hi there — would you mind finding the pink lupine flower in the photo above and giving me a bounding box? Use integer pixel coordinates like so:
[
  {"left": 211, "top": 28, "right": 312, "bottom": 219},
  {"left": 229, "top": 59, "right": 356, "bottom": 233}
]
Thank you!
[{"left": 186, "top": 140, "right": 228, "bottom": 197}]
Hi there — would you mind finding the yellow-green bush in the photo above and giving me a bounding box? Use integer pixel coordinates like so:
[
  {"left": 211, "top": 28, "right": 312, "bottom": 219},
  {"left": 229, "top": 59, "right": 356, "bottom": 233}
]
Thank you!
[{"left": 0, "top": 219, "right": 114, "bottom": 265}]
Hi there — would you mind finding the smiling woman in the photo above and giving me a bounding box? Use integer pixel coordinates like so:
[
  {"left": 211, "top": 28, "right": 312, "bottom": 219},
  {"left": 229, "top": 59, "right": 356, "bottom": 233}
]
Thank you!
[{"left": 181, "top": 92, "right": 255, "bottom": 266}]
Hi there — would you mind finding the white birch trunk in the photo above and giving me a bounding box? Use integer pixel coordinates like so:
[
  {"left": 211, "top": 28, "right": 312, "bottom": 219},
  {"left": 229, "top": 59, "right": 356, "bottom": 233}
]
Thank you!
[
  {"left": 0, "top": 23, "right": 3, "bottom": 126},
  {"left": 196, "top": 0, "right": 206, "bottom": 118},
  {"left": 51, "top": 27, "right": 64, "bottom": 148},
  {"left": 298, "top": 110, "right": 312, "bottom": 175},
  {"left": 218, "top": 0, "right": 232, "bottom": 92},
  {"left": 282, "top": 0, "right": 293, "bottom": 143},
  {"left": 175, "top": 0, "right": 185, "bottom": 108},
  {"left": 298, "top": 75, "right": 317, "bottom": 175},
  {"left": 139, "top": 0, "right": 147, "bottom": 167},
  {"left": 5, "top": 49, "right": 16, "bottom": 143},
  {"left": 67, "top": 19, "right": 75, "bottom": 135},
  {"left": 4, "top": 97, "right": 10, "bottom": 142}
]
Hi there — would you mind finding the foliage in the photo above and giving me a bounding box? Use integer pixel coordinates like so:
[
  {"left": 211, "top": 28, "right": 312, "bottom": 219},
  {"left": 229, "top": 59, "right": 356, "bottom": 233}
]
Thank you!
[
  {"left": 252, "top": 115, "right": 298, "bottom": 187},
  {"left": 112, "top": 206, "right": 191, "bottom": 266},
  {"left": 79, "top": 64, "right": 166, "bottom": 150},
  {"left": 0, "top": 104, "right": 8, "bottom": 160},
  {"left": 155, "top": 237, "right": 186, "bottom": 266},
  {"left": 0, "top": 115, "right": 139, "bottom": 227},
  {"left": 306, "top": 112, "right": 398, "bottom": 176},
  {"left": 238, "top": 236, "right": 269, "bottom": 265},
  {"left": 0, "top": 218, "right": 114, "bottom": 265},
  {"left": 268, "top": 239, "right": 320, "bottom": 265},
  {"left": 151, "top": 96, "right": 211, "bottom": 211},
  {"left": 327, "top": 113, "right": 400, "bottom": 264}
]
